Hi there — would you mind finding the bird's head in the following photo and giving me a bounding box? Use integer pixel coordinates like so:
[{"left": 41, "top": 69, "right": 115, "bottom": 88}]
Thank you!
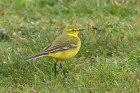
[{"left": 63, "top": 26, "right": 84, "bottom": 37}]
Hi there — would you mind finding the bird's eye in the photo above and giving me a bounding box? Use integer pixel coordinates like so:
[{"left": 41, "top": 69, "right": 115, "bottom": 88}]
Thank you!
[{"left": 72, "top": 29, "right": 75, "bottom": 32}]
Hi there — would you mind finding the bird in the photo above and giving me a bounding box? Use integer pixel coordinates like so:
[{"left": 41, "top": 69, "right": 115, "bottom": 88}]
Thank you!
[{"left": 23, "top": 26, "right": 84, "bottom": 76}]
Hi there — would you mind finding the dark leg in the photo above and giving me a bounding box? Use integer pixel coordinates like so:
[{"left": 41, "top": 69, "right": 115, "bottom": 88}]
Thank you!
[
  {"left": 54, "top": 62, "right": 57, "bottom": 76},
  {"left": 59, "top": 63, "right": 67, "bottom": 78},
  {"left": 60, "top": 63, "right": 62, "bottom": 69}
]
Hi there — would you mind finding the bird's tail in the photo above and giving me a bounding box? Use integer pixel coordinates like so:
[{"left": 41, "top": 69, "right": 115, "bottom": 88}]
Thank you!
[{"left": 23, "top": 53, "right": 45, "bottom": 61}]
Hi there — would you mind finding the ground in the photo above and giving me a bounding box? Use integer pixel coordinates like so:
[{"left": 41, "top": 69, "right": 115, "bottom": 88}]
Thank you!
[{"left": 0, "top": 0, "right": 140, "bottom": 92}]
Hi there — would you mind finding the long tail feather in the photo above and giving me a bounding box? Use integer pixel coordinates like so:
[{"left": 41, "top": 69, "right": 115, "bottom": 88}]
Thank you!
[{"left": 23, "top": 53, "right": 45, "bottom": 61}]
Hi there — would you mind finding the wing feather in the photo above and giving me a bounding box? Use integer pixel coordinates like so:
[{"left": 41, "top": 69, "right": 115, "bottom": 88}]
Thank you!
[{"left": 40, "top": 44, "right": 77, "bottom": 55}]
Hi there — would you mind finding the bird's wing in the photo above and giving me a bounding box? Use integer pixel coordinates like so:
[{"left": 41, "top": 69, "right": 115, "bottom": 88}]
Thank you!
[
  {"left": 38, "top": 34, "right": 79, "bottom": 55},
  {"left": 39, "top": 43, "right": 77, "bottom": 55}
]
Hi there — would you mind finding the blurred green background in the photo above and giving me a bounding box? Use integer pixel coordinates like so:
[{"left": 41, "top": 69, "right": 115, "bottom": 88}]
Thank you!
[{"left": 0, "top": 0, "right": 139, "bottom": 92}]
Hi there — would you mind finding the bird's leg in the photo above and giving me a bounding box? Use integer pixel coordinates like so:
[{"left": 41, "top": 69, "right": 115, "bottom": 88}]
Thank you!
[
  {"left": 54, "top": 62, "right": 57, "bottom": 76},
  {"left": 60, "top": 63, "right": 62, "bottom": 69},
  {"left": 59, "top": 62, "right": 68, "bottom": 78}
]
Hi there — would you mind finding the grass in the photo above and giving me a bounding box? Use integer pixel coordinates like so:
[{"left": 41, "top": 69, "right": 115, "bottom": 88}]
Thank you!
[{"left": 0, "top": 0, "right": 140, "bottom": 92}]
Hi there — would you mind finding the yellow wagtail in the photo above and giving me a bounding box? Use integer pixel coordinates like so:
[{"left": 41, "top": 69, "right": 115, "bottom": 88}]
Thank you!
[{"left": 24, "top": 26, "right": 84, "bottom": 75}]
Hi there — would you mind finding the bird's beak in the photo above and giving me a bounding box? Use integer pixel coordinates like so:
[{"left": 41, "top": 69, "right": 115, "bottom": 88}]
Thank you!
[{"left": 79, "top": 28, "right": 84, "bottom": 31}]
